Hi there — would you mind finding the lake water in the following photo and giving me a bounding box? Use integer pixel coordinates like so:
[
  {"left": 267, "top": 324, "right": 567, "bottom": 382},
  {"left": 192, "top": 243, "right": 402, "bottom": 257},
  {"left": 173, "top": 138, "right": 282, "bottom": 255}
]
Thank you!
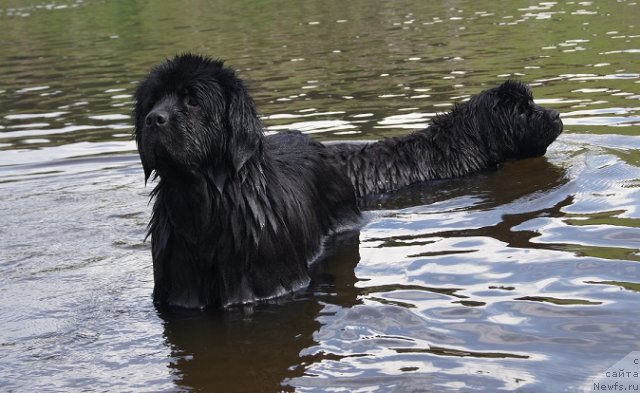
[{"left": 1, "top": 1, "right": 639, "bottom": 392}]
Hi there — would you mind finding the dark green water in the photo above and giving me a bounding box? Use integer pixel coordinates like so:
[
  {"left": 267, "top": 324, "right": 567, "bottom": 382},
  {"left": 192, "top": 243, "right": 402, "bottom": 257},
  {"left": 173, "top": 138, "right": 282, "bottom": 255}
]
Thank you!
[{"left": 1, "top": 1, "right": 639, "bottom": 392}]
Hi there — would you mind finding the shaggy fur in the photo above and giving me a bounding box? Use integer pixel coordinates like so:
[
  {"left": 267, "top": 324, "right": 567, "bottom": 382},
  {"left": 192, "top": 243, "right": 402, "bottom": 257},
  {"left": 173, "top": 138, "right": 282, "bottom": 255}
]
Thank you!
[
  {"left": 134, "top": 54, "right": 562, "bottom": 310},
  {"left": 134, "top": 54, "right": 358, "bottom": 309},
  {"left": 327, "top": 80, "right": 563, "bottom": 198}
]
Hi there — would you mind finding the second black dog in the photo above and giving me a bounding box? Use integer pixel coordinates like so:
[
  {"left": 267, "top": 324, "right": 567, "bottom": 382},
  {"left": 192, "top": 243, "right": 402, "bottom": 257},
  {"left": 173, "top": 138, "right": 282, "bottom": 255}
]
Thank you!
[{"left": 328, "top": 80, "right": 563, "bottom": 198}]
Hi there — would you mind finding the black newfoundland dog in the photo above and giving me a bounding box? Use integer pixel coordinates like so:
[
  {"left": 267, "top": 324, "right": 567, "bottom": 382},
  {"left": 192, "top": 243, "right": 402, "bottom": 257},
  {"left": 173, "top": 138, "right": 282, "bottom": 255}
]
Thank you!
[
  {"left": 327, "top": 80, "right": 563, "bottom": 198},
  {"left": 134, "top": 54, "right": 562, "bottom": 309}
]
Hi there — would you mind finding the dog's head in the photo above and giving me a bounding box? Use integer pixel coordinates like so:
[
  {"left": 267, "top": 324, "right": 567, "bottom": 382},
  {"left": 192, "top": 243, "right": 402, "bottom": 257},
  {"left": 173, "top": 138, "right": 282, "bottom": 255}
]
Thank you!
[
  {"left": 134, "top": 54, "right": 262, "bottom": 186},
  {"left": 470, "top": 80, "right": 563, "bottom": 160}
]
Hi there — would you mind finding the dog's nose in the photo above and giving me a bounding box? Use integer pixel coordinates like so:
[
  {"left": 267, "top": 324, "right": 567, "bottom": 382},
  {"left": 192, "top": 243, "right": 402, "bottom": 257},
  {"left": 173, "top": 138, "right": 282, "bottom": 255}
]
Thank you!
[
  {"left": 145, "top": 110, "right": 168, "bottom": 127},
  {"left": 548, "top": 109, "right": 561, "bottom": 123}
]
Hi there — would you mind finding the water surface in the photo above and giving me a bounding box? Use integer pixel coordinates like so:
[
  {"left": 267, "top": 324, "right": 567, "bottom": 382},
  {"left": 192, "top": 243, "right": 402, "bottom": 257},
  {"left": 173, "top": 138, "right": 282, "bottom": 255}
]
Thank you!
[{"left": 1, "top": 1, "right": 639, "bottom": 392}]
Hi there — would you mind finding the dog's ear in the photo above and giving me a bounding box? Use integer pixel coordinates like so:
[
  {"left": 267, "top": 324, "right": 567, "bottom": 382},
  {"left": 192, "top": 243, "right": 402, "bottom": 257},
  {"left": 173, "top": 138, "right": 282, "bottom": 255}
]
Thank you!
[{"left": 227, "top": 80, "right": 262, "bottom": 173}]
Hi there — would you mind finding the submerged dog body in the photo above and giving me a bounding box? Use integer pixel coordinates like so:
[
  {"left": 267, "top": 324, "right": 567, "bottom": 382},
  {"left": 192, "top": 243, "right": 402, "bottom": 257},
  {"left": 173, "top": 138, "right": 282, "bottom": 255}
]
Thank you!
[
  {"left": 135, "top": 55, "right": 358, "bottom": 309},
  {"left": 328, "top": 81, "right": 563, "bottom": 198},
  {"left": 135, "top": 54, "right": 562, "bottom": 309}
]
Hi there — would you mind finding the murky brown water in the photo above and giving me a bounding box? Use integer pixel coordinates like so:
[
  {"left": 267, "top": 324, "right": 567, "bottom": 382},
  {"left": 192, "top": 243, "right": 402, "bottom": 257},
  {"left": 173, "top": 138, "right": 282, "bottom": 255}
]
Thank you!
[{"left": 1, "top": 1, "right": 639, "bottom": 392}]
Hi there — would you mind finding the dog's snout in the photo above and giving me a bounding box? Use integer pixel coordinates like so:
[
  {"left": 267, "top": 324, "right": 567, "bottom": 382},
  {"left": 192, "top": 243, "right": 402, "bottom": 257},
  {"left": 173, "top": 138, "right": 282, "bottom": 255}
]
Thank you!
[
  {"left": 145, "top": 110, "right": 169, "bottom": 127},
  {"left": 549, "top": 109, "right": 563, "bottom": 133}
]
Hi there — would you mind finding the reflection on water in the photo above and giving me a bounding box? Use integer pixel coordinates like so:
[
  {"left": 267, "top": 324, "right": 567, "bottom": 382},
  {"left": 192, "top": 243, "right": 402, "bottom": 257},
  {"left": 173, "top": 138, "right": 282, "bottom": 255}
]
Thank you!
[
  {"left": 1, "top": 0, "right": 640, "bottom": 392},
  {"left": 162, "top": 301, "right": 322, "bottom": 393}
]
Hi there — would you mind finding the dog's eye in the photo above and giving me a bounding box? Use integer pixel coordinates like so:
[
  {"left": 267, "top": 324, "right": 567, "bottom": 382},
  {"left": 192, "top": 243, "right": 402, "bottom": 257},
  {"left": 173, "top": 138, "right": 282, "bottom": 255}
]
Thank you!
[{"left": 187, "top": 97, "right": 199, "bottom": 108}]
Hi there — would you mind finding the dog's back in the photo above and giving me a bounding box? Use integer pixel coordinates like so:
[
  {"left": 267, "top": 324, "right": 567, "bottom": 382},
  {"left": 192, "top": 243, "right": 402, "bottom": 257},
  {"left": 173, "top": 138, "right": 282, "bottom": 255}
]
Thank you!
[{"left": 264, "top": 131, "right": 359, "bottom": 232}]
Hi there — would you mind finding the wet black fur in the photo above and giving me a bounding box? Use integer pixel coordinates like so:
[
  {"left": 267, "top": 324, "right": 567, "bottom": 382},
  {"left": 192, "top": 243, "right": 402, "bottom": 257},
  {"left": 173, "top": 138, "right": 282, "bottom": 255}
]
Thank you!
[
  {"left": 134, "top": 54, "right": 358, "bottom": 309},
  {"left": 327, "top": 80, "right": 563, "bottom": 198},
  {"left": 135, "top": 55, "right": 562, "bottom": 310}
]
